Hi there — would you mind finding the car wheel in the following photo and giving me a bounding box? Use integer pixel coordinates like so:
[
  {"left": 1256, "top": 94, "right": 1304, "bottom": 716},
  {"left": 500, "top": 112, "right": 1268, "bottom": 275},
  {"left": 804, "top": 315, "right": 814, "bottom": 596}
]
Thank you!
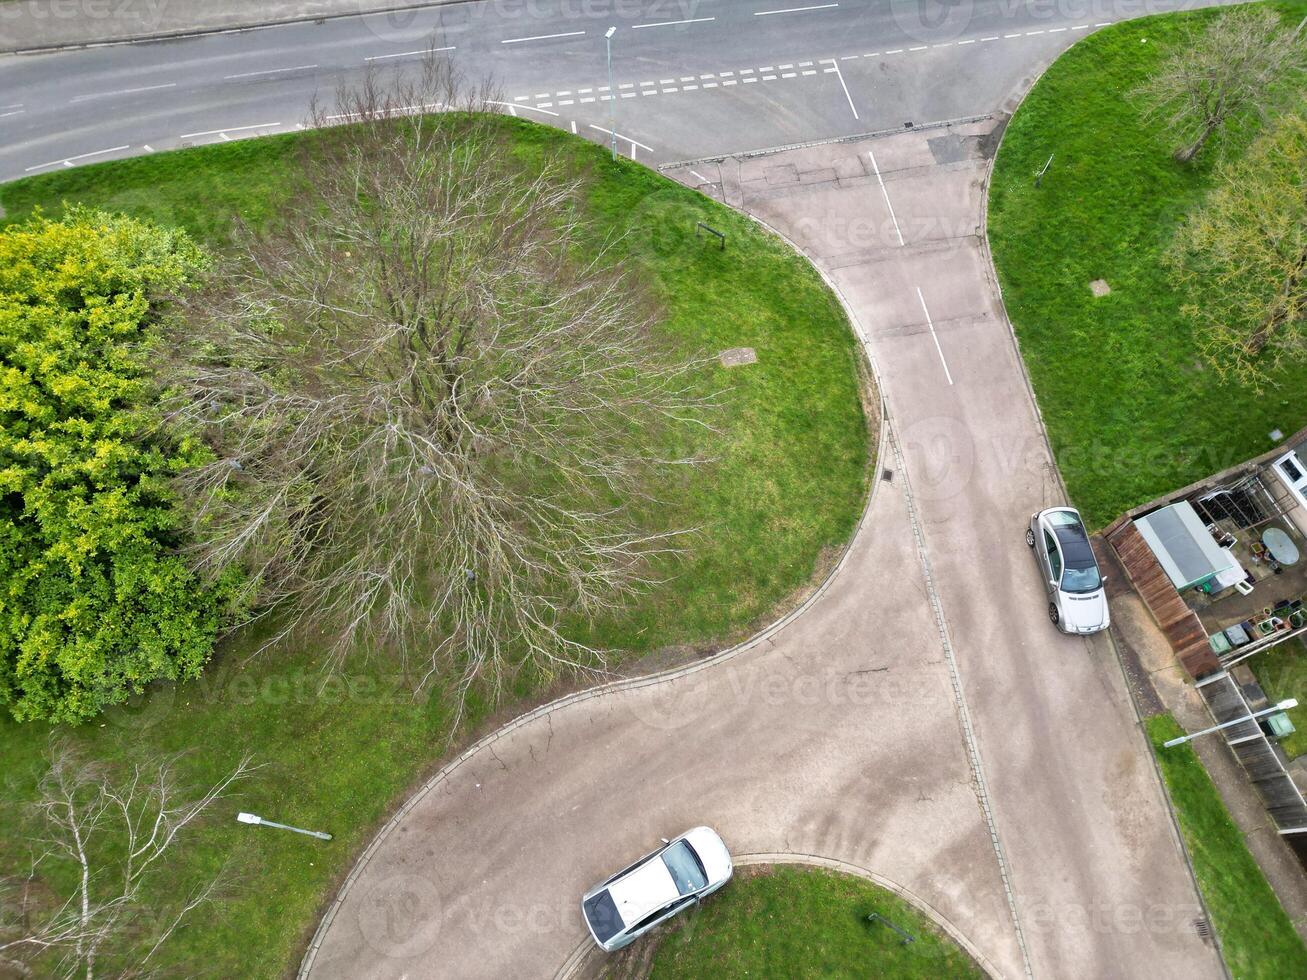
[
  {"left": 1048, "top": 603, "right": 1060, "bottom": 626},
  {"left": 1025, "top": 528, "right": 1036, "bottom": 548}
]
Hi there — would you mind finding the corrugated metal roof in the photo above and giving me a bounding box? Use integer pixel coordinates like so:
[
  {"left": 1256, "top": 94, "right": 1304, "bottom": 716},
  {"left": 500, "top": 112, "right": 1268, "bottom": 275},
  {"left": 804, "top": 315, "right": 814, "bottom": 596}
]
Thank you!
[{"left": 1135, "top": 501, "right": 1236, "bottom": 590}]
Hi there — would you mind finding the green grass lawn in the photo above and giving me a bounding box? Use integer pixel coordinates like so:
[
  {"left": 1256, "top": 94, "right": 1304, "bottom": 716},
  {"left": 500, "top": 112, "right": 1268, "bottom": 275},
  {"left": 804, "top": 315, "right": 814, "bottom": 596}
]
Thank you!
[
  {"left": 0, "top": 118, "right": 871, "bottom": 976},
  {"left": 642, "top": 865, "right": 983, "bottom": 979},
  {"left": 1250, "top": 638, "right": 1307, "bottom": 760},
  {"left": 987, "top": 1, "right": 1307, "bottom": 527},
  {"left": 1145, "top": 714, "right": 1307, "bottom": 979}
]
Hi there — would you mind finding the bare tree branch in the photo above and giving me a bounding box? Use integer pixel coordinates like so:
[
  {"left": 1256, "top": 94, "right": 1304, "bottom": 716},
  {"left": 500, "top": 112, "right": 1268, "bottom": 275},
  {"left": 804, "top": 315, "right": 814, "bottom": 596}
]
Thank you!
[
  {"left": 0, "top": 742, "right": 257, "bottom": 979},
  {"left": 160, "top": 57, "right": 716, "bottom": 724}
]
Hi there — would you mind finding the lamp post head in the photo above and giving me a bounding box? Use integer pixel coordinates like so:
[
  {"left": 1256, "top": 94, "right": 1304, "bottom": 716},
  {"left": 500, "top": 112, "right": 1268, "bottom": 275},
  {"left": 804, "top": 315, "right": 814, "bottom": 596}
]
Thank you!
[
  {"left": 605, "top": 26, "right": 616, "bottom": 38},
  {"left": 1278, "top": 699, "right": 1299, "bottom": 710},
  {"left": 236, "top": 812, "right": 262, "bottom": 825}
]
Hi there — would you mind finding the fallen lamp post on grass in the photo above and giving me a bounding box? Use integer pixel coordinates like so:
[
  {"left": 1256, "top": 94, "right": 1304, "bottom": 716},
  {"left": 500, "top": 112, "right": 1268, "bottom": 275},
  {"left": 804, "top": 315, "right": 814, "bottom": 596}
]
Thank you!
[
  {"left": 1163, "top": 699, "right": 1298, "bottom": 748},
  {"left": 236, "top": 811, "right": 332, "bottom": 840},
  {"left": 866, "top": 911, "right": 915, "bottom": 946}
]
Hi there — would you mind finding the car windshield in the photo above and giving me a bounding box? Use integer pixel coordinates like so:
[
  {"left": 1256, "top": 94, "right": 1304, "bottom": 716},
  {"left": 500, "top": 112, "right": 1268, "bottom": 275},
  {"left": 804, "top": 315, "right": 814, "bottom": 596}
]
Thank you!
[
  {"left": 1061, "top": 564, "right": 1102, "bottom": 593},
  {"left": 661, "top": 841, "right": 708, "bottom": 896}
]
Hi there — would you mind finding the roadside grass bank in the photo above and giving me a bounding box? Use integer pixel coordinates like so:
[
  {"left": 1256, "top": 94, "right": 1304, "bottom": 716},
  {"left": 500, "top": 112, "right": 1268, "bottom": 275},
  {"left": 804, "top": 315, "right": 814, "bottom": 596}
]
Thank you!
[
  {"left": 641, "top": 865, "right": 984, "bottom": 979},
  {"left": 0, "top": 116, "right": 872, "bottom": 975},
  {"left": 1145, "top": 714, "right": 1307, "bottom": 978},
  {"left": 987, "top": 1, "right": 1307, "bottom": 528}
]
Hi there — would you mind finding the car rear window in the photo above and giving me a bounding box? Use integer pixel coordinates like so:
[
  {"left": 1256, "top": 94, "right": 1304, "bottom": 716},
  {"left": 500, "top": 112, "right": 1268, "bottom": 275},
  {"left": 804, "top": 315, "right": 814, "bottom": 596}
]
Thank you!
[{"left": 584, "top": 890, "right": 624, "bottom": 944}]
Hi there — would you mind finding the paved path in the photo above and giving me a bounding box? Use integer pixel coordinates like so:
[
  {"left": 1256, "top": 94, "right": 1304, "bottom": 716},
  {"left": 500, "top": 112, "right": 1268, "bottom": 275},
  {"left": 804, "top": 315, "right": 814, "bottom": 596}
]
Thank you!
[{"left": 302, "top": 121, "right": 1224, "bottom": 980}]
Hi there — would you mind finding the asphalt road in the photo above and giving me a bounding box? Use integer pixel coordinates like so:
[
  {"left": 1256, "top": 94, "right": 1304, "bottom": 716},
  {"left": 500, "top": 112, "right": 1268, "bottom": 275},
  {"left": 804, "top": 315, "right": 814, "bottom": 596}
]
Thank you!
[{"left": 3, "top": 0, "right": 1209, "bottom": 178}]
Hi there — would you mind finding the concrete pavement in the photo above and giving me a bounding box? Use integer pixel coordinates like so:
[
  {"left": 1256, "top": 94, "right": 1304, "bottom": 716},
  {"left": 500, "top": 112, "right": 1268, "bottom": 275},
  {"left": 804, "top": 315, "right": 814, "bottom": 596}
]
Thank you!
[{"left": 302, "top": 121, "right": 1224, "bottom": 980}]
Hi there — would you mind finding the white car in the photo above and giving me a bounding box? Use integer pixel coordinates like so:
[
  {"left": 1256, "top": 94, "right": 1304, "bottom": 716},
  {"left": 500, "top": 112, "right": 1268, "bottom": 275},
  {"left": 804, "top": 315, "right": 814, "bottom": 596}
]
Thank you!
[
  {"left": 581, "top": 826, "right": 732, "bottom": 952},
  {"left": 1027, "top": 507, "right": 1110, "bottom": 634}
]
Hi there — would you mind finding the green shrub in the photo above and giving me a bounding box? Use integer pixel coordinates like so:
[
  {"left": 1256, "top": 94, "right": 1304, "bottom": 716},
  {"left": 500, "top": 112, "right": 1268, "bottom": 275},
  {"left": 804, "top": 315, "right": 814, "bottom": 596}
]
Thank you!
[{"left": 0, "top": 208, "right": 231, "bottom": 722}]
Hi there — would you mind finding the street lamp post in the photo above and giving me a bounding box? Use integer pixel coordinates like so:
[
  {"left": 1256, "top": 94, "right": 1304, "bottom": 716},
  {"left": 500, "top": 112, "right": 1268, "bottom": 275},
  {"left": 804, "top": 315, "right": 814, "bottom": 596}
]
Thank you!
[
  {"left": 236, "top": 811, "right": 333, "bottom": 841},
  {"left": 605, "top": 26, "right": 617, "bottom": 160},
  {"left": 1163, "top": 699, "right": 1298, "bottom": 748}
]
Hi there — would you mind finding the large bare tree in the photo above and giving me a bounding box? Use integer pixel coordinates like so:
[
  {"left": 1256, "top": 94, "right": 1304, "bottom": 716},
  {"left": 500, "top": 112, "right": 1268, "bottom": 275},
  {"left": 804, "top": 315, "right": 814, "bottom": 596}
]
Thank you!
[
  {"left": 162, "top": 62, "right": 711, "bottom": 715},
  {"left": 1131, "top": 8, "right": 1306, "bottom": 163},
  {"left": 1168, "top": 112, "right": 1307, "bottom": 382},
  {"left": 0, "top": 743, "right": 255, "bottom": 979}
]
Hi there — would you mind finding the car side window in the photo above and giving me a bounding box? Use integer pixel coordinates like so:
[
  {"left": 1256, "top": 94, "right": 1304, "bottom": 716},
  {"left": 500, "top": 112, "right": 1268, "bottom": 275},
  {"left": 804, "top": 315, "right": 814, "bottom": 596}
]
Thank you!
[
  {"left": 634, "top": 904, "right": 675, "bottom": 931},
  {"left": 1043, "top": 531, "right": 1062, "bottom": 580}
]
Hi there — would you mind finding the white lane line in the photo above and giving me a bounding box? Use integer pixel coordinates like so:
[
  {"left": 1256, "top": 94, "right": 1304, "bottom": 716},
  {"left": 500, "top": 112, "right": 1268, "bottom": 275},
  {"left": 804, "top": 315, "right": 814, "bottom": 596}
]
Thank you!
[
  {"left": 224, "top": 64, "right": 317, "bottom": 79},
  {"left": 143, "top": 144, "right": 154, "bottom": 152},
  {"left": 502, "top": 30, "right": 585, "bottom": 44},
  {"left": 754, "top": 3, "right": 838, "bottom": 15},
  {"left": 179, "top": 122, "right": 279, "bottom": 138},
  {"left": 0, "top": 109, "right": 25, "bottom": 119},
  {"left": 867, "top": 149, "right": 903, "bottom": 246},
  {"left": 823, "top": 58, "right": 859, "bottom": 119},
  {"left": 632, "top": 16, "right": 715, "bottom": 28},
  {"left": 69, "top": 82, "right": 176, "bottom": 103},
  {"left": 1, "top": 103, "right": 21, "bottom": 110},
  {"left": 588, "top": 124, "right": 653, "bottom": 152},
  {"left": 908, "top": 45, "right": 927, "bottom": 51},
  {"left": 326, "top": 101, "right": 441, "bottom": 120},
  {"left": 364, "top": 46, "right": 455, "bottom": 61},
  {"left": 690, "top": 169, "right": 713, "bottom": 184},
  {"left": 25, "top": 144, "right": 129, "bottom": 172},
  {"left": 916, "top": 287, "right": 954, "bottom": 386},
  {"left": 489, "top": 100, "right": 559, "bottom": 116}
]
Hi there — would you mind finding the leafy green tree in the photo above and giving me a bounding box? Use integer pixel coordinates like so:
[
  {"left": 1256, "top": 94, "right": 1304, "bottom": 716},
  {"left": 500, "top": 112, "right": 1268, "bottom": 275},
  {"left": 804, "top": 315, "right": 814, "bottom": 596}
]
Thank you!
[
  {"left": 1167, "top": 114, "right": 1307, "bottom": 383},
  {"left": 0, "top": 208, "right": 232, "bottom": 723}
]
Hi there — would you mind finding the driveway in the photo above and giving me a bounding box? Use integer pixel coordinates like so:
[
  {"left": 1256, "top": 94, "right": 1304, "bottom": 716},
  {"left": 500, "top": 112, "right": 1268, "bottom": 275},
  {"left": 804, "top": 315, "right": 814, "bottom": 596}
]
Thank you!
[{"left": 301, "top": 120, "right": 1223, "bottom": 980}]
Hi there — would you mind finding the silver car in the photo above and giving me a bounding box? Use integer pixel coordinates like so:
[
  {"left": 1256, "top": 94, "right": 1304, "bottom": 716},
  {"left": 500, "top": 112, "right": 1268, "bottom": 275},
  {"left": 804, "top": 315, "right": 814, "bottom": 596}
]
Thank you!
[
  {"left": 1026, "top": 507, "right": 1110, "bottom": 634},
  {"left": 581, "top": 827, "right": 732, "bottom": 952}
]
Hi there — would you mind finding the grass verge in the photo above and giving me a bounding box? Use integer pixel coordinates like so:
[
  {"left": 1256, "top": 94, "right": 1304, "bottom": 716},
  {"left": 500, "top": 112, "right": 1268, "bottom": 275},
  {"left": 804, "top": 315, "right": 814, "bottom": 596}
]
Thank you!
[
  {"left": 0, "top": 117, "right": 872, "bottom": 975},
  {"left": 641, "top": 865, "right": 983, "bottom": 979},
  {"left": 1145, "top": 714, "right": 1307, "bottom": 978},
  {"left": 987, "top": 1, "right": 1307, "bottom": 527}
]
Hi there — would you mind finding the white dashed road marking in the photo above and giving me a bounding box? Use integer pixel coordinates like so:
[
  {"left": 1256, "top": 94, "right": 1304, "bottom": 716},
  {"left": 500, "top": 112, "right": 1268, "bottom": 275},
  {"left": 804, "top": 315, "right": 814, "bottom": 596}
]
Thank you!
[
  {"left": 365, "top": 46, "right": 455, "bottom": 61},
  {"left": 224, "top": 64, "right": 317, "bottom": 79},
  {"left": 69, "top": 82, "right": 176, "bottom": 103},
  {"left": 754, "top": 3, "right": 839, "bottom": 15},
  {"left": 502, "top": 31, "right": 586, "bottom": 44},
  {"left": 916, "top": 287, "right": 954, "bottom": 386},
  {"left": 632, "top": 17, "right": 715, "bottom": 29},
  {"left": 25, "top": 144, "right": 130, "bottom": 172},
  {"left": 868, "top": 149, "right": 903, "bottom": 247}
]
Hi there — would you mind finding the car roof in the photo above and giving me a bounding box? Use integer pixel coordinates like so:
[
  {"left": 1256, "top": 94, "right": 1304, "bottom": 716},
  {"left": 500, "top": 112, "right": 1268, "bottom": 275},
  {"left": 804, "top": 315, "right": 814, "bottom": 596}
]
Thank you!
[
  {"left": 1045, "top": 512, "right": 1099, "bottom": 569},
  {"left": 606, "top": 851, "right": 681, "bottom": 926}
]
